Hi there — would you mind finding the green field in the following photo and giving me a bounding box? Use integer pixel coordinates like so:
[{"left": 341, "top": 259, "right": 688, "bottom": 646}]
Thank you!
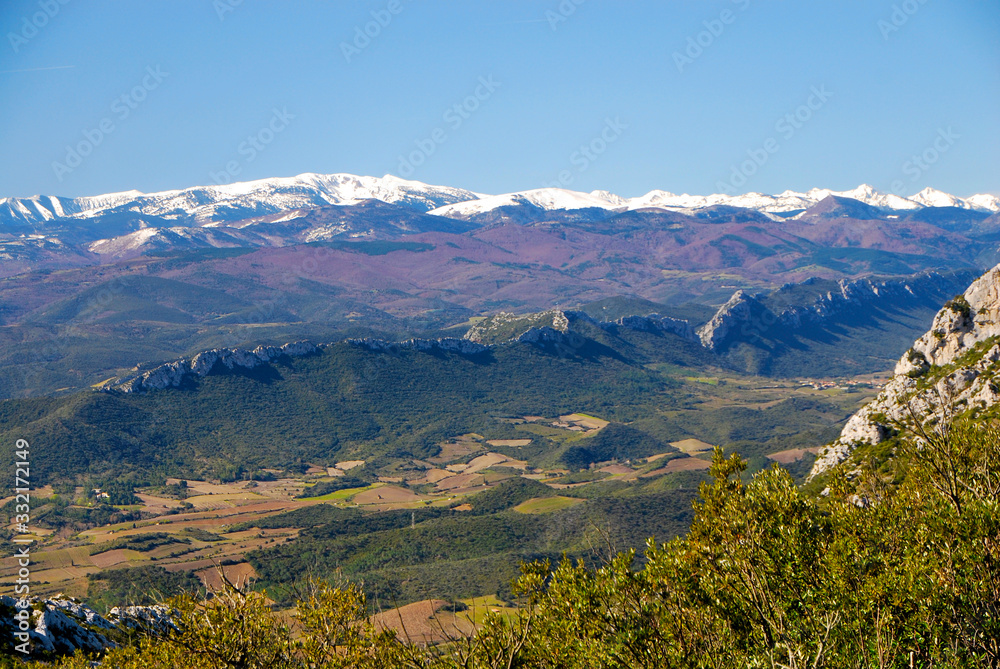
[
  {"left": 304, "top": 483, "right": 382, "bottom": 501},
  {"left": 513, "top": 496, "right": 585, "bottom": 514}
]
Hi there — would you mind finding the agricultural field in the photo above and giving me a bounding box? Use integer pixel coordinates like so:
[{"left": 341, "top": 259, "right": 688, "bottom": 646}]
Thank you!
[{"left": 0, "top": 370, "right": 878, "bottom": 615}]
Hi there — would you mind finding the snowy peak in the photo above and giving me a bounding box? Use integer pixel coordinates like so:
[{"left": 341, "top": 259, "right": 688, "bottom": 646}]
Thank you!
[
  {"left": 627, "top": 189, "right": 814, "bottom": 214},
  {"left": 2, "top": 174, "right": 998, "bottom": 231},
  {"left": 966, "top": 193, "right": 1000, "bottom": 213},
  {"left": 589, "top": 189, "right": 628, "bottom": 206},
  {"left": 909, "top": 187, "right": 968, "bottom": 209},
  {"left": 0, "top": 173, "right": 480, "bottom": 228},
  {"left": 803, "top": 185, "right": 920, "bottom": 212},
  {"left": 427, "top": 188, "right": 625, "bottom": 219},
  {"left": 429, "top": 183, "right": 998, "bottom": 221}
]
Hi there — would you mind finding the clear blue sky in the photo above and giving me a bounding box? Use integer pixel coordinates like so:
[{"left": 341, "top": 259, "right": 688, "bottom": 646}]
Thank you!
[{"left": 1, "top": 0, "right": 997, "bottom": 199}]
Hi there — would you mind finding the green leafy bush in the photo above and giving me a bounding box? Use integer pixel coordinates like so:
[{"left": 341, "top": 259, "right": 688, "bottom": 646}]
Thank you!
[{"left": 944, "top": 294, "right": 972, "bottom": 319}]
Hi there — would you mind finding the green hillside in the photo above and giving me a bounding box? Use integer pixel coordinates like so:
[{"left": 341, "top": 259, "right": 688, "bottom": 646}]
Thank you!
[{"left": 0, "top": 323, "right": 865, "bottom": 486}]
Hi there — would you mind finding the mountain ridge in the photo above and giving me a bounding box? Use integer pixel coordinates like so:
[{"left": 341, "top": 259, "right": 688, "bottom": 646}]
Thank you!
[
  {"left": 97, "top": 271, "right": 975, "bottom": 396},
  {"left": 3, "top": 173, "right": 998, "bottom": 232}
]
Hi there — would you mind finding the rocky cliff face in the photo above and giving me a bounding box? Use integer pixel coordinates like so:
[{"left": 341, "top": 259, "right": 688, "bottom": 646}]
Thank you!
[
  {"left": 0, "top": 595, "right": 173, "bottom": 657},
  {"left": 106, "top": 341, "right": 318, "bottom": 393},
  {"left": 696, "top": 271, "right": 979, "bottom": 353},
  {"left": 809, "top": 265, "right": 1000, "bottom": 478},
  {"left": 348, "top": 337, "right": 489, "bottom": 355},
  {"left": 464, "top": 309, "right": 696, "bottom": 347},
  {"left": 696, "top": 290, "right": 761, "bottom": 349}
]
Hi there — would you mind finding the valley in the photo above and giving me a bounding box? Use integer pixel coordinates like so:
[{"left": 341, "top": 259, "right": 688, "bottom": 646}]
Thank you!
[
  {"left": 1, "top": 366, "right": 877, "bottom": 611},
  {"left": 3, "top": 3, "right": 997, "bottom": 661},
  {"left": 0, "top": 174, "right": 996, "bottom": 663}
]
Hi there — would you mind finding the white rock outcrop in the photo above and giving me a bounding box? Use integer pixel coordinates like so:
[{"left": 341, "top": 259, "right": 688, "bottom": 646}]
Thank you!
[
  {"left": 109, "top": 604, "right": 177, "bottom": 633},
  {"left": 348, "top": 337, "right": 488, "bottom": 355},
  {"left": 0, "top": 596, "right": 174, "bottom": 657},
  {"left": 809, "top": 265, "right": 1000, "bottom": 479},
  {"left": 696, "top": 290, "right": 758, "bottom": 349},
  {"left": 109, "top": 341, "right": 318, "bottom": 393}
]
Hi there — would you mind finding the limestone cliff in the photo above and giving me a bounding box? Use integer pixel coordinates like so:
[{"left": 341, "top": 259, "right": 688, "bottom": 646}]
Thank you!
[
  {"left": 696, "top": 290, "right": 761, "bottom": 349},
  {"left": 106, "top": 341, "right": 318, "bottom": 393},
  {"left": 696, "top": 270, "right": 978, "bottom": 353},
  {"left": 0, "top": 595, "right": 172, "bottom": 657},
  {"left": 810, "top": 265, "right": 1000, "bottom": 478},
  {"left": 464, "top": 309, "right": 695, "bottom": 346}
]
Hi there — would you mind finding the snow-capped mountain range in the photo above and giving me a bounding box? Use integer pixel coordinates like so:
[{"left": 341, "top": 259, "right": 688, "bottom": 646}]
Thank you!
[
  {"left": 0, "top": 173, "right": 482, "bottom": 228},
  {"left": 1, "top": 173, "right": 997, "bottom": 232},
  {"left": 427, "top": 184, "right": 1000, "bottom": 220}
]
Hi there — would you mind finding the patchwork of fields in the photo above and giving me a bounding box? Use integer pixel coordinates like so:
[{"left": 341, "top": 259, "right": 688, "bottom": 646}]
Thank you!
[{"left": 0, "top": 371, "right": 877, "bottom": 620}]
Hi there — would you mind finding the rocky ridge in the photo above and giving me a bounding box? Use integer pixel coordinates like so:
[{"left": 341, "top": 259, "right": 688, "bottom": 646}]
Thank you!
[
  {"left": 695, "top": 271, "right": 979, "bottom": 352},
  {"left": 7, "top": 176, "right": 999, "bottom": 231},
  {"left": 106, "top": 341, "right": 319, "bottom": 393},
  {"left": 809, "top": 265, "right": 1000, "bottom": 478},
  {"left": 104, "top": 309, "right": 703, "bottom": 394},
  {"left": 0, "top": 595, "right": 173, "bottom": 657},
  {"left": 346, "top": 337, "right": 489, "bottom": 355},
  {"left": 351, "top": 310, "right": 695, "bottom": 354},
  {"left": 102, "top": 272, "right": 974, "bottom": 395},
  {"left": 463, "top": 309, "right": 696, "bottom": 346}
]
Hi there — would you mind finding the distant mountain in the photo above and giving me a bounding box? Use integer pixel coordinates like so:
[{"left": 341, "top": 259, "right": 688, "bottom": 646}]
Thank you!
[
  {"left": 799, "top": 195, "right": 887, "bottom": 220},
  {"left": 0, "top": 173, "right": 481, "bottom": 228},
  {"left": 426, "top": 188, "right": 626, "bottom": 220},
  {"left": 86, "top": 226, "right": 268, "bottom": 259},
  {"left": 909, "top": 186, "right": 971, "bottom": 209},
  {"left": 425, "top": 182, "right": 999, "bottom": 220},
  {"left": 3, "top": 174, "right": 998, "bottom": 233},
  {"left": 85, "top": 201, "right": 479, "bottom": 259},
  {"left": 695, "top": 270, "right": 979, "bottom": 376},
  {"left": 3, "top": 174, "right": 997, "bottom": 267},
  {"left": 1, "top": 172, "right": 997, "bottom": 398}
]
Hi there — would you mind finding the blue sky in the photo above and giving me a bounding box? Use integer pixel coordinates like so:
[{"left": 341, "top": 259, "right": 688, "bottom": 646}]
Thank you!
[{"left": 0, "top": 0, "right": 997, "bottom": 199}]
